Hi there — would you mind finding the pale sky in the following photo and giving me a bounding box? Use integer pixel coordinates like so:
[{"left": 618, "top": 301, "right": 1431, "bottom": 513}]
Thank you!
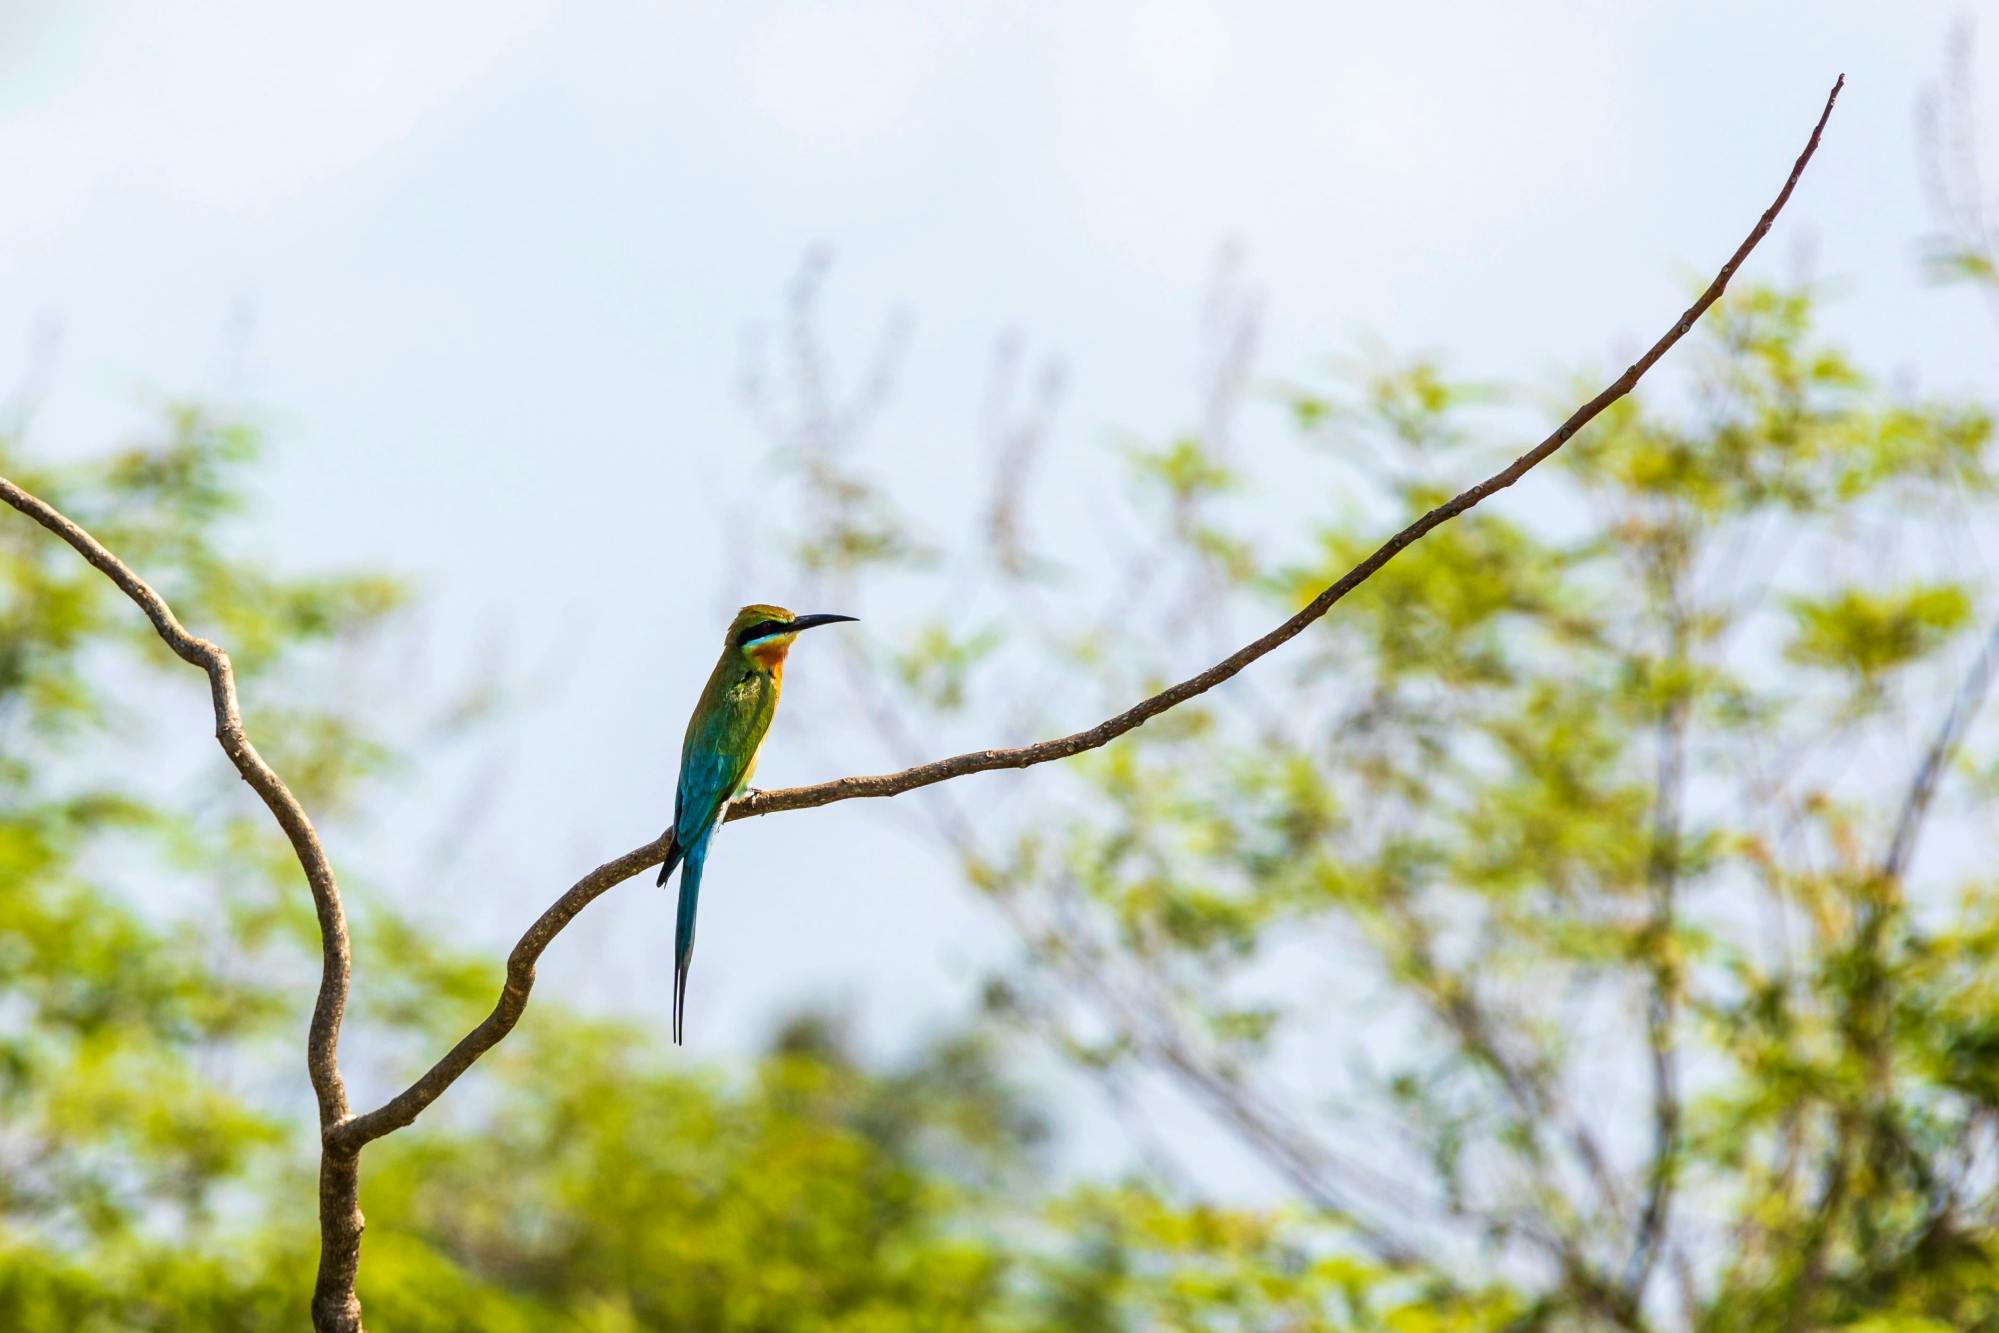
[{"left": 2, "top": 2, "right": 1991, "bottom": 1175}]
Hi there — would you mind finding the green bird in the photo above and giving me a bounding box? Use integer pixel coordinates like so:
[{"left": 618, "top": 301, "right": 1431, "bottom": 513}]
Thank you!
[{"left": 658, "top": 603, "right": 856, "bottom": 1044}]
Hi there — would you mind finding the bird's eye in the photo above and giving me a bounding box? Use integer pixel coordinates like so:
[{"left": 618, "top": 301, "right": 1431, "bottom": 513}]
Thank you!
[{"left": 736, "top": 619, "right": 789, "bottom": 647}]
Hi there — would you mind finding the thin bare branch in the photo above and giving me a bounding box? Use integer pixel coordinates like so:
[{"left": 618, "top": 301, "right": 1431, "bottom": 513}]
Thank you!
[
  {"left": 727, "top": 77, "right": 1844, "bottom": 824},
  {"left": 981, "top": 330, "right": 1067, "bottom": 578},
  {"left": 1627, "top": 637, "right": 1692, "bottom": 1298},
  {"left": 1883, "top": 612, "right": 1999, "bottom": 881}
]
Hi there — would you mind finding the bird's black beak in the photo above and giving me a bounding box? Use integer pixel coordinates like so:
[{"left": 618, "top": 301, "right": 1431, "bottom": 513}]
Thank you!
[{"left": 787, "top": 613, "right": 859, "bottom": 633}]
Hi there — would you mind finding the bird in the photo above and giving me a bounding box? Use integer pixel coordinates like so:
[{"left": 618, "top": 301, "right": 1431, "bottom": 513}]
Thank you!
[{"left": 657, "top": 603, "right": 856, "bottom": 1044}]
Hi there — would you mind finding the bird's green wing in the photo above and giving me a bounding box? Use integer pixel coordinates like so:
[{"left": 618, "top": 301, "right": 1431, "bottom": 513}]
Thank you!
[{"left": 673, "top": 671, "right": 774, "bottom": 846}]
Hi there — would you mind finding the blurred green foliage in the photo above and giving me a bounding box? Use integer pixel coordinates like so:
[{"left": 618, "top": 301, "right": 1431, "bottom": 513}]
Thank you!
[
  {"left": 0, "top": 416, "right": 1046, "bottom": 1329},
  {"left": 4, "top": 408, "right": 1502, "bottom": 1330},
  {"left": 793, "top": 278, "right": 1999, "bottom": 1331},
  {"left": 11, "top": 256, "right": 1999, "bottom": 1333}
]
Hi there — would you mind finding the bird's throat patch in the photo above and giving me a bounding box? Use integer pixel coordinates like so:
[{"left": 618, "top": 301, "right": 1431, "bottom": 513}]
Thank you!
[{"left": 745, "top": 635, "right": 794, "bottom": 673}]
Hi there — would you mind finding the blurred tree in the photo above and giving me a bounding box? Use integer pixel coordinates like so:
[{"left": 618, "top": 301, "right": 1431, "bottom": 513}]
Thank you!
[
  {"left": 765, "top": 260, "right": 1999, "bottom": 1330},
  {"left": 17, "top": 69, "right": 1988, "bottom": 1333},
  {"left": 13, "top": 280, "right": 1987, "bottom": 1333}
]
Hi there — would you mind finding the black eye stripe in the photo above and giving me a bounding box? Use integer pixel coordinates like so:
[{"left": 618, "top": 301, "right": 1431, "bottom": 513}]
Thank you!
[{"left": 734, "top": 619, "right": 790, "bottom": 647}]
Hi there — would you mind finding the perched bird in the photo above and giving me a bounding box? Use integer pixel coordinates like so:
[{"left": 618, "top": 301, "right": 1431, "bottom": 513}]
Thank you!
[{"left": 657, "top": 603, "right": 856, "bottom": 1043}]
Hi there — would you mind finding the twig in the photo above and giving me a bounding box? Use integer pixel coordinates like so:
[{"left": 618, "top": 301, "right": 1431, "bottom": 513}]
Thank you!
[
  {"left": 1882, "top": 612, "right": 1999, "bottom": 881},
  {"left": 1626, "top": 630, "right": 1692, "bottom": 1298}
]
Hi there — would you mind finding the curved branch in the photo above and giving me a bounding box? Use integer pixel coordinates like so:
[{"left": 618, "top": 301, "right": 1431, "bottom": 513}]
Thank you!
[
  {"left": 0, "top": 474, "right": 364, "bottom": 1329},
  {"left": 338, "top": 75, "right": 1845, "bottom": 1142},
  {"left": 726, "top": 75, "right": 1845, "bottom": 826},
  {"left": 0, "top": 477, "right": 353, "bottom": 1127}
]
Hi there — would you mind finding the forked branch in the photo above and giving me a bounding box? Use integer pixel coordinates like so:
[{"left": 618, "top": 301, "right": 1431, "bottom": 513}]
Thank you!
[{"left": 0, "top": 475, "right": 364, "bottom": 1330}]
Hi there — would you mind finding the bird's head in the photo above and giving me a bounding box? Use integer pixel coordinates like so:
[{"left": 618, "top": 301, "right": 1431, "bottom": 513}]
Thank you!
[{"left": 727, "top": 603, "right": 857, "bottom": 668}]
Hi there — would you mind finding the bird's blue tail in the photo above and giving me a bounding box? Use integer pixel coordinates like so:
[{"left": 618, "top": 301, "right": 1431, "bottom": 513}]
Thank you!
[{"left": 670, "top": 832, "right": 711, "bottom": 1046}]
